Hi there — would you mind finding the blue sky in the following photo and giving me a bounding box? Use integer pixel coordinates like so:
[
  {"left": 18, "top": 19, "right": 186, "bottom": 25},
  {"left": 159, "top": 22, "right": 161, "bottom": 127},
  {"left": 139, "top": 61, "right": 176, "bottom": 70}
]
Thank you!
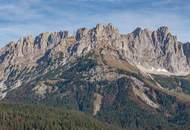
[{"left": 0, "top": 0, "right": 190, "bottom": 47}]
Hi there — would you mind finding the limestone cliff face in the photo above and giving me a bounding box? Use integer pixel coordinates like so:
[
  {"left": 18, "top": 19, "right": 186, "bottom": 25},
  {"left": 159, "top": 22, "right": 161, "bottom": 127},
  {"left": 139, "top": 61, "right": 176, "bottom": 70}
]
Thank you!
[
  {"left": 0, "top": 31, "right": 71, "bottom": 97},
  {"left": 69, "top": 24, "right": 190, "bottom": 74},
  {"left": 0, "top": 23, "right": 190, "bottom": 99},
  {"left": 121, "top": 26, "right": 189, "bottom": 73},
  {"left": 0, "top": 31, "right": 68, "bottom": 69},
  {"left": 183, "top": 42, "right": 190, "bottom": 63},
  {"left": 69, "top": 24, "right": 121, "bottom": 55}
]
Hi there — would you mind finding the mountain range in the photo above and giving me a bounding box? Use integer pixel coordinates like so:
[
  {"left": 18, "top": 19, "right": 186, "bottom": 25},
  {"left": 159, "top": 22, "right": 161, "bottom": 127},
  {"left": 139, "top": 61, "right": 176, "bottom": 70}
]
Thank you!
[{"left": 0, "top": 24, "right": 190, "bottom": 130}]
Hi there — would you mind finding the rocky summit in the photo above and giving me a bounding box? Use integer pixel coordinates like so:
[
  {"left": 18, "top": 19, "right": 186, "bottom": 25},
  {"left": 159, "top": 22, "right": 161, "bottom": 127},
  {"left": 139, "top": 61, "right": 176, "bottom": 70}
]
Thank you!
[
  {"left": 0, "top": 24, "right": 190, "bottom": 85},
  {"left": 1, "top": 24, "right": 190, "bottom": 130}
]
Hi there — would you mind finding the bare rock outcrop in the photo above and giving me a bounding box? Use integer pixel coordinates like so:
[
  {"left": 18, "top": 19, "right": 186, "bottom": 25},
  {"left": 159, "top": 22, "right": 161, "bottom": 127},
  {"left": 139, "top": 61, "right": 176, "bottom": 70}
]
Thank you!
[{"left": 0, "top": 23, "right": 190, "bottom": 99}]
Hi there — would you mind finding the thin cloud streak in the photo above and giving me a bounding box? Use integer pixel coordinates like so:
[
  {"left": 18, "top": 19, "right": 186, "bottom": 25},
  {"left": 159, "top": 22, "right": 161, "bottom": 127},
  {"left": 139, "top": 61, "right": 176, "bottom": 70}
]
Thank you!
[{"left": 0, "top": 0, "right": 189, "bottom": 47}]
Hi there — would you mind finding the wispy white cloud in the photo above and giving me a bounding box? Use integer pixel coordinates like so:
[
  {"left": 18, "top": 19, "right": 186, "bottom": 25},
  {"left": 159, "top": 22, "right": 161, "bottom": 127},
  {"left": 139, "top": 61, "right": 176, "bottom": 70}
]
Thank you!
[{"left": 0, "top": 0, "right": 189, "bottom": 47}]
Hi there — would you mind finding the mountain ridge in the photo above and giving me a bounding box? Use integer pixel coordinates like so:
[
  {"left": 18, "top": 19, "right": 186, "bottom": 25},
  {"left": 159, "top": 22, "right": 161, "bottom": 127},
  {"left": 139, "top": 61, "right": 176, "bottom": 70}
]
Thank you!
[
  {"left": 1, "top": 24, "right": 189, "bottom": 74},
  {"left": 0, "top": 24, "right": 190, "bottom": 129},
  {"left": 0, "top": 24, "right": 190, "bottom": 97}
]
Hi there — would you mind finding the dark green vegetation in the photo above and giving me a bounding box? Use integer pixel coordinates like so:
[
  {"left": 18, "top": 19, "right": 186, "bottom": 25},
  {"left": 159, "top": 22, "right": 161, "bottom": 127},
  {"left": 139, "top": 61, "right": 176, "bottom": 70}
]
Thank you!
[
  {"left": 2, "top": 51, "right": 190, "bottom": 130},
  {"left": 153, "top": 75, "right": 190, "bottom": 95},
  {"left": 0, "top": 103, "right": 122, "bottom": 130}
]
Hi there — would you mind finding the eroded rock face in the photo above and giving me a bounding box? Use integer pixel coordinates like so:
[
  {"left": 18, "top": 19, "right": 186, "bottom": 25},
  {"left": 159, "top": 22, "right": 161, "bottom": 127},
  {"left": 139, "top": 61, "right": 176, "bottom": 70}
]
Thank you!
[
  {"left": 69, "top": 23, "right": 121, "bottom": 55},
  {"left": 0, "top": 31, "right": 70, "bottom": 98},
  {"left": 0, "top": 23, "right": 190, "bottom": 99},
  {"left": 1, "top": 24, "right": 189, "bottom": 76},
  {"left": 93, "top": 93, "right": 102, "bottom": 116},
  {"left": 131, "top": 77, "right": 159, "bottom": 109},
  {"left": 183, "top": 42, "right": 190, "bottom": 63},
  {"left": 69, "top": 24, "right": 190, "bottom": 74},
  {"left": 121, "top": 26, "right": 189, "bottom": 74}
]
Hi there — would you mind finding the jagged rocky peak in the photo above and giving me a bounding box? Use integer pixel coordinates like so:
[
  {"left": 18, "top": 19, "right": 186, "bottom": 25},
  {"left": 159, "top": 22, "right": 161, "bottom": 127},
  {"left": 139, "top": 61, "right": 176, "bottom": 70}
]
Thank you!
[
  {"left": 130, "top": 26, "right": 171, "bottom": 40},
  {"left": 72, "top": 24, "right": 190, "bottom": 74},
  {"left": 132, "top": 27, "right": 142, "bottom": 36},
  {"left": 0, "top": 30, "right": 72, "bottom": 70},
  {"left": 22, "top": 35, "right": 34, "bottom": 43},
  {"left": 95, "top": 23, "right": 119, "bottom": 33},
  {"left": 72, "top": 23, "right": 121, "bottom": 55},
  {"left": 157, "top": 26, "right": 169, "bottom": 34},
  {"left": 93, "top": 23, "right": 120, "bottom": 42},
  {"left": 156, "top": 26, "right": 175, "bottom": 43},
  {"left": 0, "top": 23, "right": 190, "bottom": 75},
  {"left": 2, "top": 30, "right": 70, "bottom": 54},
  {"left": 121, "top": 25, "right": 190, "bottom": 74},
  {"left": 34, "top": 30, "right": 69, "bottom": 46},
  {"left": 75, "top": 28, "right": 89, "bottom": 41},
  {"left": 75, "top": 23, "right": 119, "bottom": 40}
]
